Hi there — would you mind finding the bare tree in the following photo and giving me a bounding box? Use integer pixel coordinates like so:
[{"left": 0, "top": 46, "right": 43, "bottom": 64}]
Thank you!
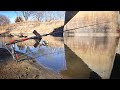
[
  {"left": 14, "top": 11, "right": 65, "bottom": 22},
  {"left": 44, "top": 11, "right": 65, "bottom": 22},
  {"left": 56, "top": 11, "right": 65, "bottom": 20},
  {"left": 32, "top": 11, "right": 45, "bottom": 21},
  {"left": 44, "top": 11, "right": 54, "bottom": 22},
  {"left": 15, "top": 11, "right": 19, "bottom": 17},
  {"left": 21, "top": 11, "right": 33, "bottom": 21},
  {"left": 0, "top": 15, "right": 10, "bottom": 26}
]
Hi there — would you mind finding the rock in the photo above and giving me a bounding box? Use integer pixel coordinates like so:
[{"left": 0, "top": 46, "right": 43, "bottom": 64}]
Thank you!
[{"left": 33, "top": 74, "right": 39, "bottom": 78}]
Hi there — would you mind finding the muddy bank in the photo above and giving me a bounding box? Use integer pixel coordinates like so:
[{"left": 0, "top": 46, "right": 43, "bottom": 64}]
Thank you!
[{"left": 0, "top": 48, "right": 62, "bottom": 79}]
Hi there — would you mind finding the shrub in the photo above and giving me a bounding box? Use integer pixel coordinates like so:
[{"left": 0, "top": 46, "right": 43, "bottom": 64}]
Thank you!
[{"left": 15, "top": 16, "right": 24, "bottom": 22}]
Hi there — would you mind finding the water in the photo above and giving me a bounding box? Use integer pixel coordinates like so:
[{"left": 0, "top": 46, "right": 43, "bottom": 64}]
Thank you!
[
  {"left": 15, "top": 45, "right": 66, "bottom": 72},
  {"left": 64, "top": 35, "right": 120, "bottom": 78},
  {"left": 0, "top": 35, "right": 119, "bottom": 79}
]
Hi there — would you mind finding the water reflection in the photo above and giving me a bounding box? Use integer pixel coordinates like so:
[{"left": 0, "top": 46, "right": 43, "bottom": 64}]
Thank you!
[
  {"left": 15, "top": 44, "right": 67, "bottom": 72},
  {"left": 0, "top": 35, "right": 119, "bottom": 79},
  {"left": 13, "top": 39, "right": 96, "bottom": 79},
  {"left": 64, "top": 35, "right": 119, "bottom": 79},
  {"left": 60, "top": 44, "right": 92, "bottom": 79}
]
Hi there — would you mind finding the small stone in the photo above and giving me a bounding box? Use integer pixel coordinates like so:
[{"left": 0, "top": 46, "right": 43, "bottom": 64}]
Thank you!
[{"left": 33, "top": 75, "right": 39, "bottom": 78}]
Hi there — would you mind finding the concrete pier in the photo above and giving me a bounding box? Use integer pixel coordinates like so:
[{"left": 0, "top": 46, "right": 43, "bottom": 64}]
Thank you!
[{"left": 63, "top": 11, "right": 119, "bottom": 79}]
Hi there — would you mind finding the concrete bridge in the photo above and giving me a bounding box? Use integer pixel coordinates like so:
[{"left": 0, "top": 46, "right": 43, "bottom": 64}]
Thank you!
[
  {"left": 0, "top": 11, "right": 120, "bottom": 79},
  {"left": 63, "top": 11, "right": 120, "bottom": 79}
]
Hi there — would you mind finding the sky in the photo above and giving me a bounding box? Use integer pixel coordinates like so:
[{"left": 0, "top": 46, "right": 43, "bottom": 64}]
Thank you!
[
  {"left": 0, "top": 11, "right": 65, "bottom": 23},
  {"left": 0, "top": 11, "right": 17, "bottom": 23}
]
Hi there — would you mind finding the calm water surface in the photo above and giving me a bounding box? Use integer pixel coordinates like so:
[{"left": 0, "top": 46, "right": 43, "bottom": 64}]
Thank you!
[{"left": 0, "top": 35, "right": 119, "bottom": 79}]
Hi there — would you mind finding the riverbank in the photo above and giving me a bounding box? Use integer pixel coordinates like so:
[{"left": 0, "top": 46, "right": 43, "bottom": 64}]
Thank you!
[
  {"left": 0, "top": 20, "right": 64, "bottom": 37},
  {"left": 0, "top": 48, "right": 62, "bottom": 79}
]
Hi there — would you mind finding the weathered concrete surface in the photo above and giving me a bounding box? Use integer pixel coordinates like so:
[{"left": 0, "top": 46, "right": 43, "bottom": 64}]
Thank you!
[
  {"left": 63, "top": 11, "right": 119, "bottom": 79},
  {"left": 63, "top": 36, "right": 119, "bottom": 79},
  {"left": 64, "top": 11, "right": 119, "bottom": 36},
  {"left": 116, "top": 39, "right": 120, "bottom": 54}
]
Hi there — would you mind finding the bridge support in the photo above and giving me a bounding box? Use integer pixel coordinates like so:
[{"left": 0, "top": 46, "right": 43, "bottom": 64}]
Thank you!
[{"left": 63, "top": 11, "right": 119, "bottom": 79}]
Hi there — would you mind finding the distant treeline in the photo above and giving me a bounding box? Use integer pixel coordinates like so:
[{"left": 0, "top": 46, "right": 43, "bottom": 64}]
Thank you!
[{"left": 0, "top": 11, "right": 65, "bottom": 25}]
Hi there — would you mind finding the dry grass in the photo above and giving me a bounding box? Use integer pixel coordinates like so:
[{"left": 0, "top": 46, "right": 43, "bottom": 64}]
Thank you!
[
  {"left": 0, "top": 20, "right": 64, "bottom": 36},
  {"left": 0, "top": 48, "right": 62, "bottom": 79}
]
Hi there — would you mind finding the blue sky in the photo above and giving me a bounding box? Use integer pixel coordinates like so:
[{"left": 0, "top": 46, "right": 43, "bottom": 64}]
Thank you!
[
  {"left": 0, "top": 11, "right": 17, "bottom": 23},
  {"left": 0, "top": 11, "right": 65, "bottom": 23}
]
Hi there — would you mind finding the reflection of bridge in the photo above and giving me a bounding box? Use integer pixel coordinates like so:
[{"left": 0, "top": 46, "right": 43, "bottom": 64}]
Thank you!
[{"left": 63, "top": 11, "right": 120, "bottom": 79}]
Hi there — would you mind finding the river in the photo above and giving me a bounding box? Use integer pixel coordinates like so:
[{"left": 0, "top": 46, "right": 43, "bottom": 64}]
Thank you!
[{"left": 0, "top": 35, "right": 120, "bottom": 79}]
